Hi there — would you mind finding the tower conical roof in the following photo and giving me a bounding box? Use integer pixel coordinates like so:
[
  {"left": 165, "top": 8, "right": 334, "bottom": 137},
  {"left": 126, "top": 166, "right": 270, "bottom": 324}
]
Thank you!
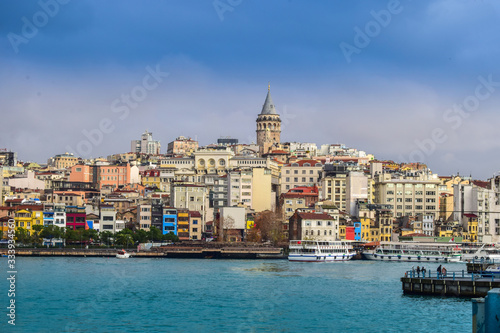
[{"left": 260, "top": 85, "right": 277, "bottom": 115}]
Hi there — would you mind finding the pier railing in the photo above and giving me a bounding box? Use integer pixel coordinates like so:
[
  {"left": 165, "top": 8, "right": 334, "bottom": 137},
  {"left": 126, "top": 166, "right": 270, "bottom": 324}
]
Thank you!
[
  {"left": 469, "top": 258, "right": 500, "bottom": 265},
  {"left": 405, "top": 269, "right": 498, "bottom": 282}
]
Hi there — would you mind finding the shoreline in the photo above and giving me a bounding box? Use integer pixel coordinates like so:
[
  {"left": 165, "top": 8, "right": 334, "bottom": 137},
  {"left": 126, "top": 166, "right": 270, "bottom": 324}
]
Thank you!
[{"left": 0, "top": 247, "right": 287, "bottom": 260}]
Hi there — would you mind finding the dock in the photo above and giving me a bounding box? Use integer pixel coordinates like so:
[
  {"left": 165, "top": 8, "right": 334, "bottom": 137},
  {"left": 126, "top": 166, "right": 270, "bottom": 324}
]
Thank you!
[
  {"left": 466, "top": 258, "right": 500, "bottom": 273},
  {"left": 401, "top": 270, "right": 500, "bottom": 297}
]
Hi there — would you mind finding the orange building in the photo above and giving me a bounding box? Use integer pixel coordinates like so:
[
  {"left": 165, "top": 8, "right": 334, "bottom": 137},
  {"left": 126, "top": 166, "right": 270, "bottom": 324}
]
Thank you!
[
  {"left": 69, "top": 164, "right": 131, "bottom": 190},
  {"left": 98, "top": 164, "right": 131, "bottom": 190}
]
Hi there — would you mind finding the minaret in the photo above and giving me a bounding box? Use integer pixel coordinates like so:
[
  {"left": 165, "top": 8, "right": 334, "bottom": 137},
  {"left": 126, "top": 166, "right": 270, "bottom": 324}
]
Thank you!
[{"left": 256, "top": 84, "right": 281, "bottom": 155}]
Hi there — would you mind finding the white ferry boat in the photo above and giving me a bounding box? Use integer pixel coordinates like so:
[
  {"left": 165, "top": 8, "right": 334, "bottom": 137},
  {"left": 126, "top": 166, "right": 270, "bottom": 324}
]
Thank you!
[
  {"left": 363, "top": 242, "right": 461, "bottom": 262},
  {"left": 460, "top": 243, "right": 500, "bottom": 262},
  {"left": 288, "top": 240, "right": 356, "bottom": 262}
]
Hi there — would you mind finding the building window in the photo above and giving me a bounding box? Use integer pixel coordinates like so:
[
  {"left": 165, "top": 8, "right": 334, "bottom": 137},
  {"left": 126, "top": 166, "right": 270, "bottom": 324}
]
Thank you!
[{"left": 317, "top": 221, "right": 322, "bottom": 226}]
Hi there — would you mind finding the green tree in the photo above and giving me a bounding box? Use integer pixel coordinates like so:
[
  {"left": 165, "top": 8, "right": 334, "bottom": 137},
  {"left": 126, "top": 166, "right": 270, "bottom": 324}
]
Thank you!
[
  {"left": 82, "top": 229, "right": 99, "bottom": 243},
  {"left": 162, "top": 231, "right": 179, "bottom": 243},
  {"left": 32, "top": 225, "right": 44, "bottom": 247},
  {"left": 115, "top": 233, "right": 134, "bottom": 248},
  {"left": 40, "top": 225, "right": 63, "bottom": 246},
  {"left": 100, "top": 231, "right": 114, "bottom": 247},
  {"left": 15, "top": 228, "right": 30, "bottom": 245},
  {"left": 65, "top": 228, "right": 79, "bottom": 243},
  {"left": 149, "top": 226, "right": 162, "bottom": 243},
  {"left": 134, "top": 229, "right": 149, "bottom": 244}
]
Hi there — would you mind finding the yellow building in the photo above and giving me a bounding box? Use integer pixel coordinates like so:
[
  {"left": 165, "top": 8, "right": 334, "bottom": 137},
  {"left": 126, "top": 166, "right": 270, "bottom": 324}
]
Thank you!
[
  {"left": 439, "top": 175, "right": 469, "bottom": 221},
  {"left": 14, "top": 206, "right": 44, "bottom": 235},
  {"left": 48, "top": 153, "right": 79, "bottom": 170},
  {"left": 141, "top": 169, "right": 161, "bottom": 189},
  {"left": 177, "top": 209, "right": 190, "bottom": 240},
  {"left": 436, "top": 222, "right": 453, "bottom": 238},
  {"left": 360, "top": 216, "right": 371, "bottom": 241},
  {"left": 463, "top": 214, "right": 478, "bottom": 243},
  {"left": 339, "top": 222, "right": 346, "bottom": 240},
  {"left": 368, "top": 220, "right": 379, "bottom": 242},
  {"left": 251, "top": 168, "right": 273, "bottom": 212}
]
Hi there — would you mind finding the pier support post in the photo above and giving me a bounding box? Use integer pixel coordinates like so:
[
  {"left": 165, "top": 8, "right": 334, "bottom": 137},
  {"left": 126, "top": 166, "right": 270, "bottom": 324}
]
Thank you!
[
  {"left": 485, "top": 288, "right": 500, "bottom": 332},
  {"left": 472, "top": 298, "right": 485, "bottom": 333}
]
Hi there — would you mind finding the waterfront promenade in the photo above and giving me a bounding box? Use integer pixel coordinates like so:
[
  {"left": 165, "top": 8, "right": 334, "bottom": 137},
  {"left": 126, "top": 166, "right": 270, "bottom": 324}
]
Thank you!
[{"left": 0, "top": 245, "right": 285, "bottom": 259}]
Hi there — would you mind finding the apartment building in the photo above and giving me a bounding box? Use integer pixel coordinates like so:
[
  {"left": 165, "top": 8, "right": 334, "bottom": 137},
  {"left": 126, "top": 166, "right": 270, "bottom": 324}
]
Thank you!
[
  {"left": 281, "top": 159, "right": 322, "bottom": 193},
  {"left": 374, "top": 172, "right": 440, "bottom": 219}
]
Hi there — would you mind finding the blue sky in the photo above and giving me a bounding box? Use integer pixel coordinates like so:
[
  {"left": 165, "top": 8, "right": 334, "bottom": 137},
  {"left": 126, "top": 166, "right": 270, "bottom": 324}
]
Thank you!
[{"left": 1, "top": 0, "right": 500, "bottom": 179}]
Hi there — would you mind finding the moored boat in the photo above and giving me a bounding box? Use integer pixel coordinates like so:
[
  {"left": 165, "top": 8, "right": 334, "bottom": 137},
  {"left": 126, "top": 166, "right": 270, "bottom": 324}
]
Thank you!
[
  {"left": 460, "top": 243, "right": 500, "bottom": 262},
  {"left": 288, "top": 240, "right": 356, "bottom": 262},
  {"left": 363, "top": 242, "right": 461, "bottom": 262},
  {"left": 480, "top": 264, "right": 500, "bottom": 277}
]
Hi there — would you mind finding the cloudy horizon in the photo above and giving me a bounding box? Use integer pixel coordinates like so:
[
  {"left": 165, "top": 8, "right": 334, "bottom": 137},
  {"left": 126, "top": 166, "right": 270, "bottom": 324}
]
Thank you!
[{"left": 2, "top": 0, "right": 500, "bottom": 179}]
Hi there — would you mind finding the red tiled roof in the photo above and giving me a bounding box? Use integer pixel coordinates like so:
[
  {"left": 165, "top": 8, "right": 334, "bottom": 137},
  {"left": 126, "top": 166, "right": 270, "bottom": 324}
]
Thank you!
[
  {"left": 14, "top": 205, "right": 44, "bottom": 211},
  {"left": 141, "top": 170, "right": 160, "bottom": 177},
  {"left": 6, "top": 199, "right": 23, "bottom": 203},
  {"left": 297, "top": 212, "right": 333, "bottom": 220},
  {"left": 472, "top": 180, "right": 490, "bottom": 189},
  {"left": 288, "top": 185, "right": 319, "bottom": 194},
  {"left": 464, "top": 213, "right": 478, "bottom": 218},
  {"left": 189, "top": 211, "right": 202, "bottom": 217}
]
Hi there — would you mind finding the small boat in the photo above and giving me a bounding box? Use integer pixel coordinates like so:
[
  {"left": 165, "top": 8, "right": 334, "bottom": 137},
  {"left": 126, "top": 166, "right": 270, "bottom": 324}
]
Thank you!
[
  {"left": 481, "top": 265, "right": 500, "bottom": 277},
  {"left": 288, "top": 240, "right": 356, "bottom": 262},
  {"left": 116, "top": 249, "right": 130, "bottom": 259}
]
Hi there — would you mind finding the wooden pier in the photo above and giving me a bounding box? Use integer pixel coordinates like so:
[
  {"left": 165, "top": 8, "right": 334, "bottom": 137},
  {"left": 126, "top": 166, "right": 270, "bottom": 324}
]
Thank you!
[{"left": 401, "top": 270, "right": 500, "bottom": 297}]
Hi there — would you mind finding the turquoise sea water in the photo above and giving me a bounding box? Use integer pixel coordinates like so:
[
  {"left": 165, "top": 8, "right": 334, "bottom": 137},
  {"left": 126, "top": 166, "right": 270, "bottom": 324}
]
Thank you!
[{"left": 1, "top": 258, "right": 470, "bottom": 332}]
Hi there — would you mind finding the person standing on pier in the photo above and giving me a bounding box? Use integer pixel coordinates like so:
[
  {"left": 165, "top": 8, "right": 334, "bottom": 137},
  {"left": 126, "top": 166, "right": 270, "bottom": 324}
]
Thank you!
[
  {"left": 437, "top": 264, "right": 442, "bottom": 278},
  {"left": 416, "top": 266, "right": 421, "bottom": 277},
  {"left": 422, "top": 267, "right": 426, "bottom": 277}
]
